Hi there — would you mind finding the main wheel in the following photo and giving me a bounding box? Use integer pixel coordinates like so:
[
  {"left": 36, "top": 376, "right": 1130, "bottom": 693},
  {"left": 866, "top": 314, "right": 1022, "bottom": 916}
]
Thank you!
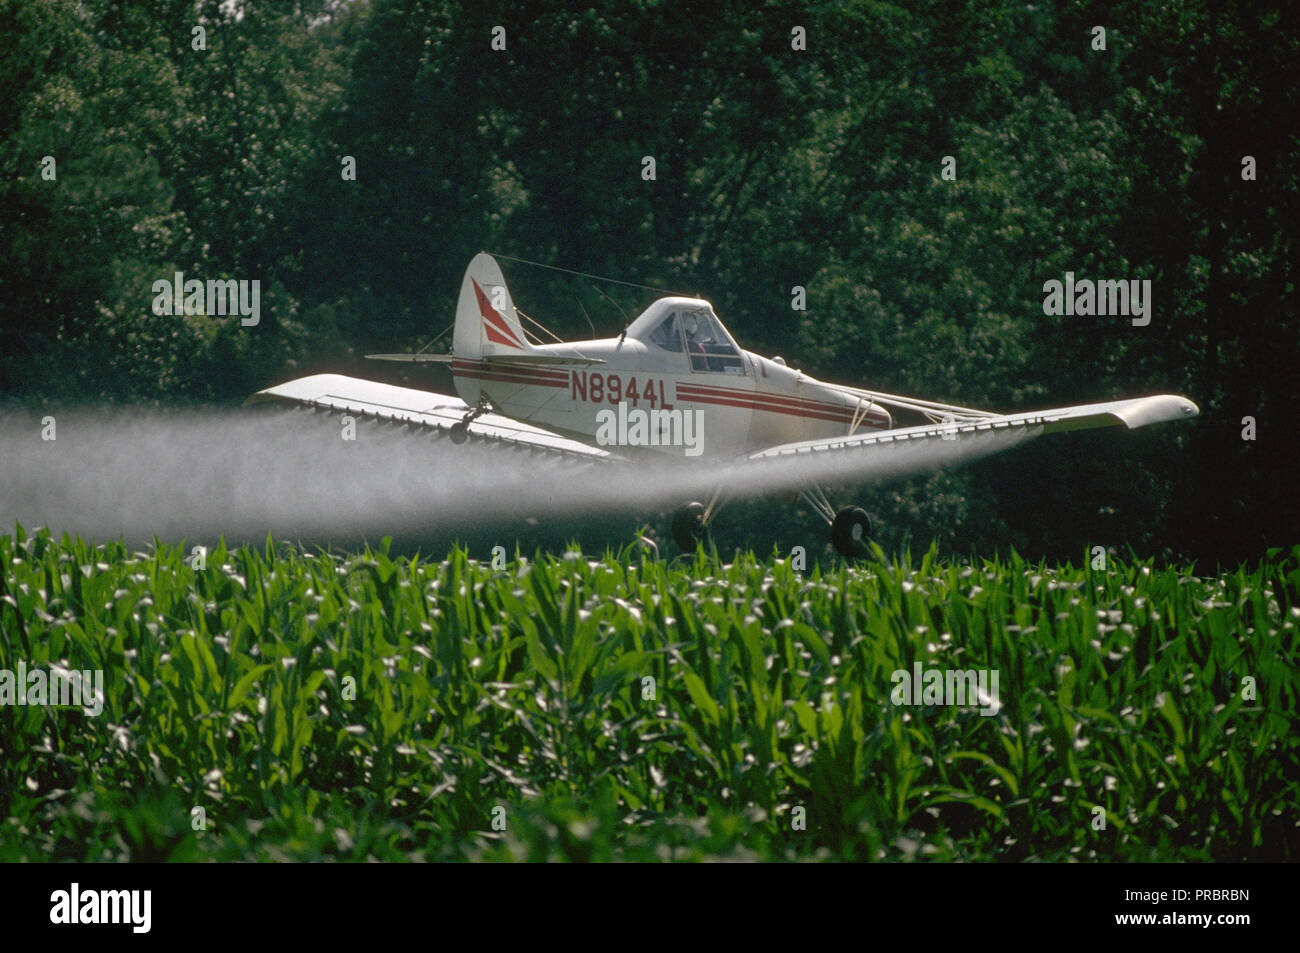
[
  {"left": 831, "top": 505, "right": 871, "bottom": 557},
  {"left": 672, "top": 501, "right": 707, "bottom": 551},
  {"left": 448, "top": 422, "right": 469, "bottom": 444}
]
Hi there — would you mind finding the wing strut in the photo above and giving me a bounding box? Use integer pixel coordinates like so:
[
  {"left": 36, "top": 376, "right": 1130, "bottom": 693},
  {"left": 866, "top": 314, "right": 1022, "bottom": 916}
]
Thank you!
[{"left": 835, "top": 384, "right": 998, "bottom": 421}]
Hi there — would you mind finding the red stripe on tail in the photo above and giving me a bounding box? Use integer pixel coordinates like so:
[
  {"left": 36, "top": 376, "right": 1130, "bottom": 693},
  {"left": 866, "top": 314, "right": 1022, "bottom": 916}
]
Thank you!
[{"left": 472, "top": 279, "right": 524, "bottom": 348}]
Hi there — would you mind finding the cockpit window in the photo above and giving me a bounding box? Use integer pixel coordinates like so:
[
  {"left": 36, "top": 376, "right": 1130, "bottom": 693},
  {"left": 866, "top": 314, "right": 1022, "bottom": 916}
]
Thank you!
[
  {"left": 679, "top": 309, "right": 743, "bottom": 372},
  {"left": 647, "top": 313, "right": 684, "bottom": 352},
  {"left": 641, "top": 305, "right": 746, "bottom": 373}
]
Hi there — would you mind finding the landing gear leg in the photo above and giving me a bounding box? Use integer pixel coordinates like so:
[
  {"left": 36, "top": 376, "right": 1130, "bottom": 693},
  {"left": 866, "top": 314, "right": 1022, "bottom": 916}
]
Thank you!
[
  {"left": 798, "top": 485, "right": 872, "bottom": 557},
  {"left": 448, "top": 398, "right": 492, "bottom": 444},
  {"left": 672, "top": 487, "right": 725, "bottom": 552},
  {"left": 672, "top": 502, "right": 706, "bottom": 551}
]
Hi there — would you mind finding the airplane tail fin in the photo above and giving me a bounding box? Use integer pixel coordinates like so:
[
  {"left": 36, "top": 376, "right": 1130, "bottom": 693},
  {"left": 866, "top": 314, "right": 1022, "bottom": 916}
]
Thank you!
[
  {"left": 452, "top": 252, "right": 535, "bottom": 405},
  {"left": 449, "top": 254, "right": 601, "bottom": 407},
  {"left": 453, "top": 253, "right": 533, "bottom": 363}
]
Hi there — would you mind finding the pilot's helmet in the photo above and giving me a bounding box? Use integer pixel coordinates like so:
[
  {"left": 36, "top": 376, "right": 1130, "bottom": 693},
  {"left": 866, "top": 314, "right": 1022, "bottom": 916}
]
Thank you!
[{"left": 681, "top": 312, "right": 700, "bottom": 336}]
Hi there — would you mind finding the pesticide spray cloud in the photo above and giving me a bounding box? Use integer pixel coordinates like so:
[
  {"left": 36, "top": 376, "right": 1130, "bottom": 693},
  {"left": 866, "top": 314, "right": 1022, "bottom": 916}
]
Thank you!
[{"left": 0, "top": 407, "right": 1039, "bottom": 545}]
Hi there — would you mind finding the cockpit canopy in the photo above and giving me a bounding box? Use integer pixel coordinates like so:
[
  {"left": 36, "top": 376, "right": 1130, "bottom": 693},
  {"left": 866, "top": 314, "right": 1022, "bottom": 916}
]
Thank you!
[{"left": 625, "top": 297, "right": 745, "bottom": 372}]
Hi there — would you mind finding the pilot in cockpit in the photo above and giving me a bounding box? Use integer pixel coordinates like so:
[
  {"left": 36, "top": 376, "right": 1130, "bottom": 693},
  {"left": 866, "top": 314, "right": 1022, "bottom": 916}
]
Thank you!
[{"left": 682, "top": 312, "right": 709, "bottom": 369}]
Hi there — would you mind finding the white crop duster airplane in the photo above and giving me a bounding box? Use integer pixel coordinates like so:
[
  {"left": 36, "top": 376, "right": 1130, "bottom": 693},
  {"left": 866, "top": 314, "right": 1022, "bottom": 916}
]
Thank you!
[{"left": 249, "top": 253, "right": 1199, "bottom": 555}]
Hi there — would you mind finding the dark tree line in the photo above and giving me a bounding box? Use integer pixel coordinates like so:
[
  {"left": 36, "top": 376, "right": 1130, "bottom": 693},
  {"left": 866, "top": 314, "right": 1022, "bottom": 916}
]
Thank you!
[{"left": 2, "top": 0, "right": 1295, "bottom": 564}]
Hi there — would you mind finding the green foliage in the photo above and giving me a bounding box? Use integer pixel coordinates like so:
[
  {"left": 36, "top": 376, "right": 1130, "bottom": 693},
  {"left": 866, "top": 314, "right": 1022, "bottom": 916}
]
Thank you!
[{"left": 1, "top": 527, "right": 1294, "bottom": 861}]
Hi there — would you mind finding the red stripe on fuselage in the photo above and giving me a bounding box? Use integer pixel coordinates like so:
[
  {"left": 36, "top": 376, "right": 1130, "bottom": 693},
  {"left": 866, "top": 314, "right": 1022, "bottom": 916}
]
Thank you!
[
  {"left": 676, "top": 391, "right": 857, "bottom": 424},
  {"left": 676, "top": 383, "right": 890, "bottom": 427},
  {"left": 679, "top": 388, "right": 848, "bottom": 417},
  {"left": 678, "top": 381, "right": 861, "bottom": 415},
  {"left": 452, "top": 359, "right": 567, "bottom": 388},
  {"left": 452, "top": 358, "right": 567, "bottom": 382}
]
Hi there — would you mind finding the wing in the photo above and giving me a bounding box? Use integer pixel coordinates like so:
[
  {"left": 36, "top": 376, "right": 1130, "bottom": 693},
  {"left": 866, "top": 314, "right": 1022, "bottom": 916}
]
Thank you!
[
  {"left": 245, "top": 373, "right": 619, "bottom": 463},
  {"left": 743, "top": 394, "right": 1199, "bottom": 489}
]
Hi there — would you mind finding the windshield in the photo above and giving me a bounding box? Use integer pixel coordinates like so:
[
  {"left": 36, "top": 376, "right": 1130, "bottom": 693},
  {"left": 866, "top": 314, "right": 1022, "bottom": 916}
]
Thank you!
[
  {"left": 679, "top": 309, "right": 742, "bottom": 372},
  {"left": 639, "top": 303, "right": 745, "bottom": 372},
  {"left": 648, "top": 312, "right": 685, "bottom": 352}
]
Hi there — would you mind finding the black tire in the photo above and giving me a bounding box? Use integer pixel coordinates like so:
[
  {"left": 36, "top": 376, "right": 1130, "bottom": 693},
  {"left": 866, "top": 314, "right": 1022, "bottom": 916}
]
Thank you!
[
  {"left": 831, "top": 505, "right": 871, "bottom": 557},
  {"left": 449, "top": 422, "right": 469, "bottom": 444},
  {"left": 671, "top": 501, "right": 707, "bottom": 551}
]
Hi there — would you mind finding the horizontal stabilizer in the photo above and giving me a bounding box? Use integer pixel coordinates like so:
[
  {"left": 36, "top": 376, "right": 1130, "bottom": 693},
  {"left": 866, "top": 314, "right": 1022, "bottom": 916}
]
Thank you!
[
  {"left": 366, "top": 352, "right": 602, "bottom": 366},
  {"left": 366, "top": 353, "right": 455, "bottom": 363},
  {"left": 486, "top": 353, "right": 605, "bottom": 366}
]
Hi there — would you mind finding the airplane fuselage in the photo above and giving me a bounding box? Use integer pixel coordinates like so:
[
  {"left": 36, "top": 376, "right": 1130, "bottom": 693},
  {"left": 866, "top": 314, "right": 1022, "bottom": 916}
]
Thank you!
[{"left": 451, "top": 305, "right": 892, "bottom": 460}]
